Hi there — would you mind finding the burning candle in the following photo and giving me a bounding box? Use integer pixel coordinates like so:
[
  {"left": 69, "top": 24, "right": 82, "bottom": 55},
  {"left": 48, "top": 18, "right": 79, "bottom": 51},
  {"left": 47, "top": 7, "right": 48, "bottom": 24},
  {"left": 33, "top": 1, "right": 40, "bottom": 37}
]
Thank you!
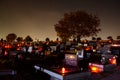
[
  {"left": 62, "top": 67, "right": 65, "bottom": 73},
  {"left": 109, "top": 57, "right": 116, "bottom": 65}
]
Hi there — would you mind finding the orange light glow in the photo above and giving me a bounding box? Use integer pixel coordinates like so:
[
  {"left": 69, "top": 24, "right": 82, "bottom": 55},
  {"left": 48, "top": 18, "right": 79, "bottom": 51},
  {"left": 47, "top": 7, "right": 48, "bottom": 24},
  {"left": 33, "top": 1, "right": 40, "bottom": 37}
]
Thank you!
[
  {"left": 109, "top": 58, "right": 116, "bottom": 65},
  {"left": 17, "top": 47, "right": 21, "bottom": 51},
  {"left": 112, "top": 44, "right": 120, "bottom": 47},
  {"left": 89, "top": 66, "right": 102, "bottom": 73},
  {"left": 70, "top": 55, "right": 74, "bottom": 59},
  {"left": 62, "top": 67, "right": 65, "bottom": 73},
  {"left": 4, "top": 45, "right": 12, "bottom": 49},
  {"left": 85, "top": 47, "right": 91, "bottom": 51},
  {"left": 17, "top": 43, "right": 22, "bottom": 47}
]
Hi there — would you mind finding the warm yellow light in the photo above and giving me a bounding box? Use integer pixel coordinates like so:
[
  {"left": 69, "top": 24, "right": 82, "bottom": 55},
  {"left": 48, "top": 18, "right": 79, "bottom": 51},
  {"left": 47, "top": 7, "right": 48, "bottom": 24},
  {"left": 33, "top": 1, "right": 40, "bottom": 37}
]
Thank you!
[
  {"left": 90, "top": 66, "right": 102, "bottom": 73},
  {"left": 109, "top": 58, "right": 116, "bottom": 65},
  {"left": 85, "top": 47, "right": 91, "bottom": 51},
  {"left": 91, "top": 66, "right": 97, "bottom": 72},
  {"left": 112, "top": 44, "right": 120, "bottom": 47},
  {"left": 70, "top": 55, "right": 74, "bottom": 59},
  {"left": 62, "top": 67, "right": 65, "bottom": 73}
]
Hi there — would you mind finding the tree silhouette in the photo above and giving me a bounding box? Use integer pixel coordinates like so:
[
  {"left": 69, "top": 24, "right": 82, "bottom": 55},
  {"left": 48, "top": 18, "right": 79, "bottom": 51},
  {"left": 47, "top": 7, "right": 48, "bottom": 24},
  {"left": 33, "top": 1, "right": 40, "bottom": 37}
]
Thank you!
[
  {"left": 97, "top": 37, "right": 102, "bottom": 41},
  {"left": 45, "top": 37, "right": 50, "bottom": 42},
  {"left": 54, "top": 10, "right": 101, "bottom": 42},
  {"left": 24, "top": 35, "right": 33, "bottom": 42},
  {"left": 107, "top": 36, "right": 113, "bottom": 43},
  {"left": 117, "top": 36, "right": 120, "bottom": 40},
  {"left": 92, "top": 37, "right": 96, "bottom": 41},
  {"left": 16, "top": 37, "right": 23, "bottom": 42},
  {"left": 107, "top": 36, "right": 112, "bottom": 39},
  {"left": 6, "top": 33, "right": 17, "bottom": 43},
  {"left": 107, "top": 36, "right": 113, "bottom": 41}
]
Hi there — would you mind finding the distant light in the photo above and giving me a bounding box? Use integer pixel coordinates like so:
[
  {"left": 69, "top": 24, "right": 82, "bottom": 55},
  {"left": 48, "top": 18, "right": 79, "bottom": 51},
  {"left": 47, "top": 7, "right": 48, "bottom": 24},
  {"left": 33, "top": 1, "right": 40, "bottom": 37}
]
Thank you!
[
  {"left": 109, "top": 57, "right": 117, "bottom": 65},
  {"left": 93, "top": 49, "right": 96, "bottom": 52},
  {"left": 85, "top": 47, "right": 91, "bottom": 51},
  {"left": 112, "top": 44, "right": 120, "bottom": 47},
  {"left": 70, "top": 55, "right": 74, "bottom": 59},
  {"left": 4, "top": 51, "right": 8, "bottom": 55}
]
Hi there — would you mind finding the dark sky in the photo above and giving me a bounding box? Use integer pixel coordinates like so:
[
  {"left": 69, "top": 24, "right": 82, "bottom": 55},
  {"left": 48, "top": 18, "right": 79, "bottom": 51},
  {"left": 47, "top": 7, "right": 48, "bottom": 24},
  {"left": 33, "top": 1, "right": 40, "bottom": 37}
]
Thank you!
[{"left": 0, "top": 0, "right": 120, "bottom": 40}]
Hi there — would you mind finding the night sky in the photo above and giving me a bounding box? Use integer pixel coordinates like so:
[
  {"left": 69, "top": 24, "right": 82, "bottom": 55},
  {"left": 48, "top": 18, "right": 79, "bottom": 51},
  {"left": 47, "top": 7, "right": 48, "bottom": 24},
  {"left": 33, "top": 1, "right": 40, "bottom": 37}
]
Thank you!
[{"left": 0, "top": 0, "right": 120, "bottom": 41}]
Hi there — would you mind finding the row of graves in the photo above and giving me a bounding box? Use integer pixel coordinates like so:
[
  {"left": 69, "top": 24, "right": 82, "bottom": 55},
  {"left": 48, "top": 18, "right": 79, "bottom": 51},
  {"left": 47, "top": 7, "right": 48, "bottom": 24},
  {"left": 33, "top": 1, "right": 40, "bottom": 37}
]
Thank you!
[
  {"left": 89, "top": 43, "right": 120, "bottom": 73},
  {"left": 34, "top": 42, "right": 120, "bottom": 80},
  {"left": 34, "top": 49, "right": 91, "bottom": 80}
]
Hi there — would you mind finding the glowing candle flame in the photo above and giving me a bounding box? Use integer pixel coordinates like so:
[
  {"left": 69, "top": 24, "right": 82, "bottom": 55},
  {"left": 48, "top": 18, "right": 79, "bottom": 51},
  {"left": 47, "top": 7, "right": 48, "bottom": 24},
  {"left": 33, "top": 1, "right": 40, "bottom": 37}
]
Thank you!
[
  {"left": 90, "top": 66, "right": 101, "bottom": 73},
  {"left": 109, "top": 58, "right": 116, "bottom": 65},
  {"left": 62, "top": 67, "right": 65, "bottom": 73}
]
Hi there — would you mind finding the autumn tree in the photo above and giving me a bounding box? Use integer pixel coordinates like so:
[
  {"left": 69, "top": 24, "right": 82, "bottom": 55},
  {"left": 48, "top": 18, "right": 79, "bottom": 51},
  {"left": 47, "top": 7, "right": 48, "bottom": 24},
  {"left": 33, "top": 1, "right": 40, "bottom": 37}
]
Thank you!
[
  {"left": 54, "top": 10, "right": 101, "bottom": 42},
  {"left": 6, "top": 33, "right": 17, "bottom": 43}
]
